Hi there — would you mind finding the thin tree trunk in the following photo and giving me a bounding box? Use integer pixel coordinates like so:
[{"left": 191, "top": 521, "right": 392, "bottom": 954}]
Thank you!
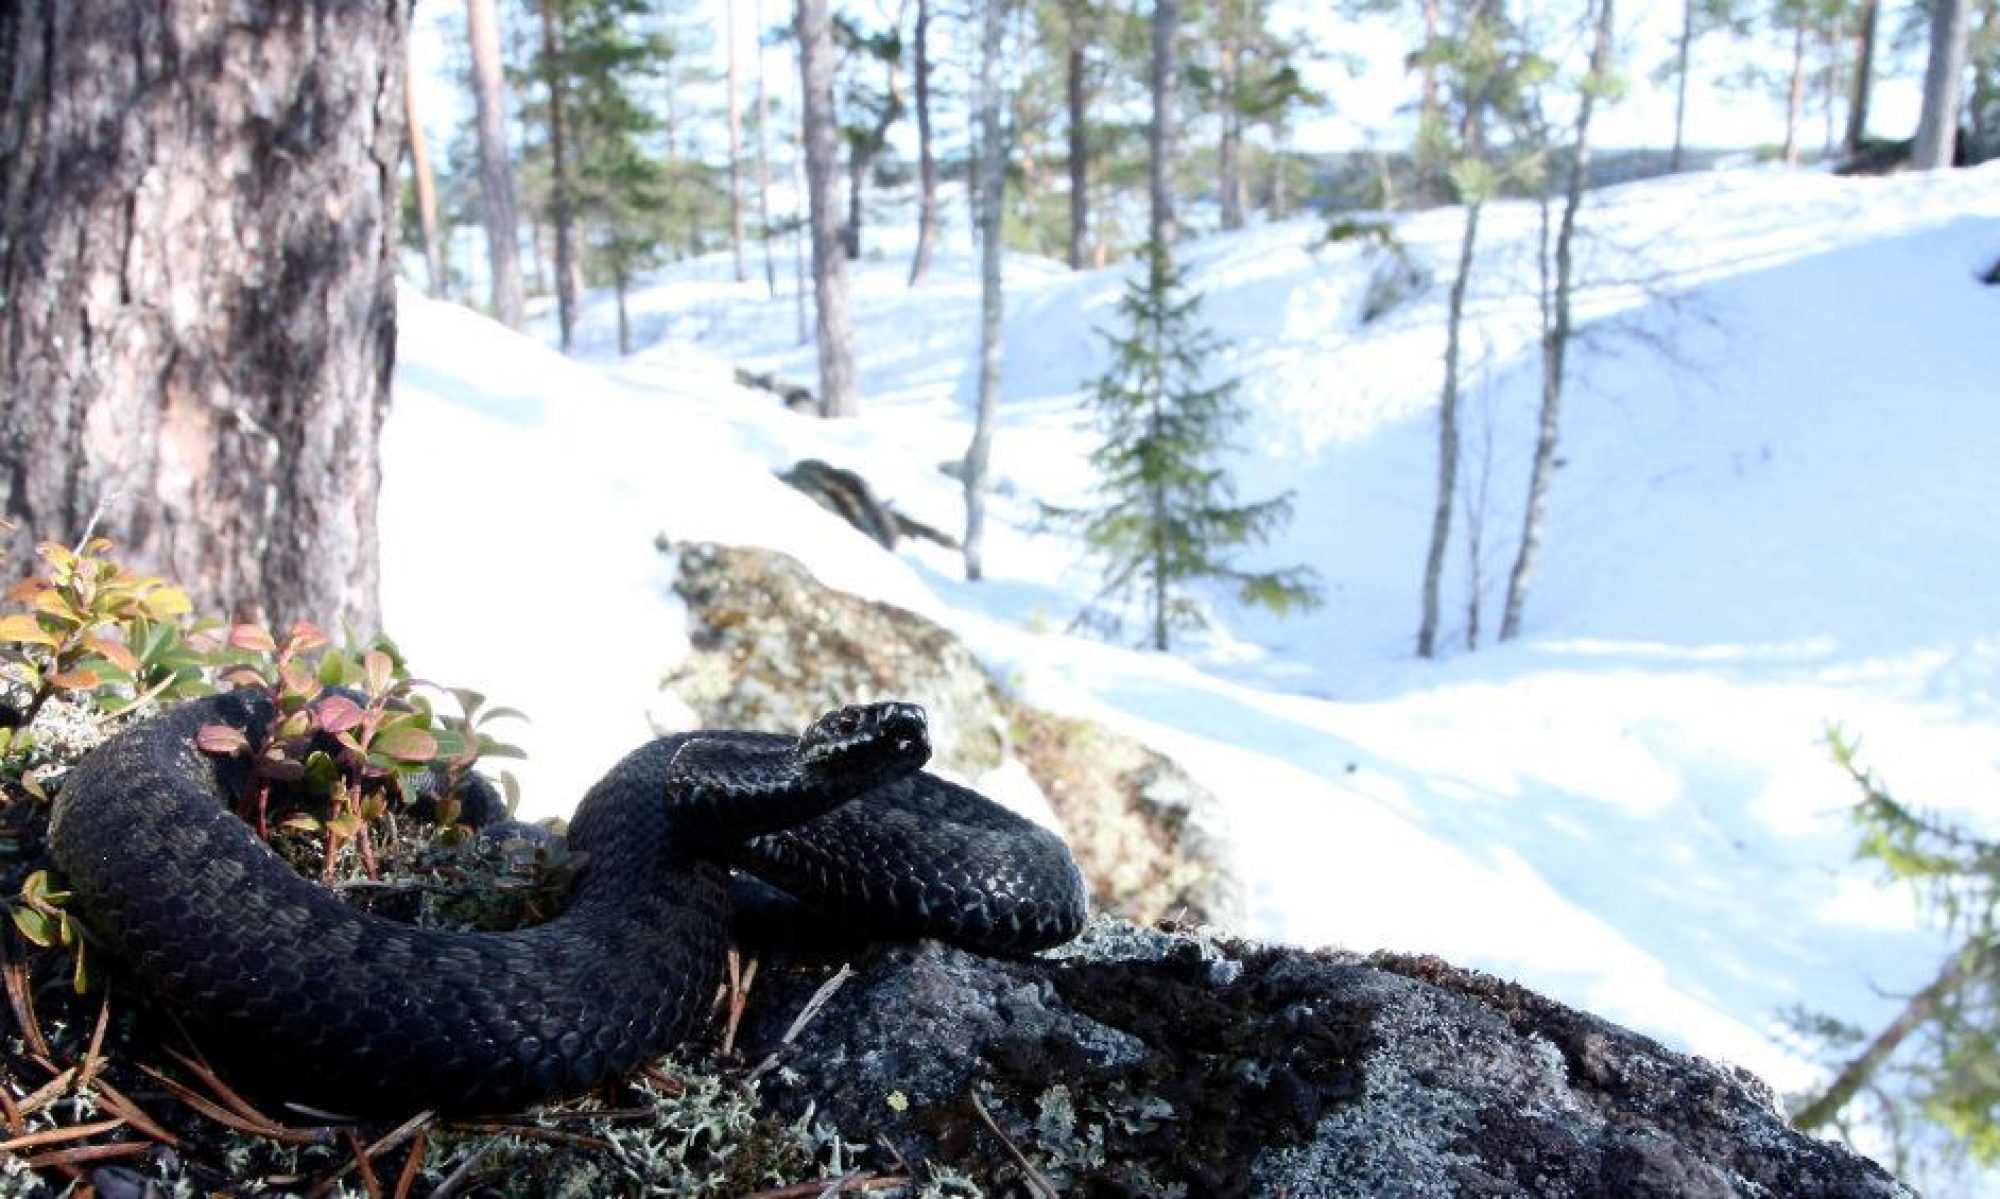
[
  {"left": 1670, "top": 0, "right": 1693, "bottom": 171},
  {"left": 1824, "top": 13, "right": 1843, "bottom": 160},
  {"left": 1793, "top": 939, "right": 1995, "bottom": 1131},
  {"left": 727, "top": 0, "right": 747, "bottom": 283},
  {"left": 405, "top": 49, "right": 447, "bottom": 297},
  {"left": 1417, "top": 200, "right": 1479, "bottom": 660},
  {"left": 1914, "top": 0, "right": 1972, "bottom": 169},
  {"left": 1150, "top": 0, "right": 1180, "bottom": 254},
  {"left": 756, "top": 0, "right": 778, "bottom": 297},
  {"left": 614, "top": 266, "right": 632, "bottom": 356},
  {"left": 0, "top": 0, "right": 402, "bottom": 633},
  {"left": 910, "top": 0, "right": 940, "bottom": 285},
  {"left": 1785, "top": 9, "right": 1807, "bottom": 166},
  {"left": 798, "top": 0, "right": 859, "bottom": 416},
  {"left": 1066, "top": 6, "right": 1090, "bottom": 270},
  {"left": 1844, "top": 0, "right": 1879, "bottom": 154},
  {"left": 964, "top": 0, "right": 1008, "bottom": 582},
  {"left": 1421, "top": 0, "right": 1442, "bottom": 131},
  {"left": 538, "top": 0, "right": 578, "bottom": 351},
  {"left": 1499, "top": 0, "right": 1614, "bottom": 643},
  {"left": 467, "top": 0, "right": 525, "bottom": 328},
  {"left": 1218, "top": 0, "right": 1246, "bottom": 230}
]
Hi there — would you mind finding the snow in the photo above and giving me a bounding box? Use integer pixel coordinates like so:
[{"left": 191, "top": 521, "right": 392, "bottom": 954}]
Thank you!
[{"left": 382, "top": 161, "right": 2000, "bottom": 1126}]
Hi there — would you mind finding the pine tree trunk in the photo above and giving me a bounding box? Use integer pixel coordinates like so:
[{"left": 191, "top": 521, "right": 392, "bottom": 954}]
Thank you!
[
  {"left": 1784, "top": 10, "right": 1806, "bottom": 166},
  {"left": 1217, "top": 0, "right": 1246, "bottom": 231},
  {"left": 0, "top": 0, "right": 402, "bottom": 634},
  {"left": 756, "top": 0, "right": 778, "bottom": 298},
  {"left": 1150, "top": 0, "right": 1180, "bottom": 254},
  {"left": 1417, "top": 200, "right": 1479, "bottom": 660},
  {"left": 406, "top": 50, "right": 448, "bottom": 297},
  {"left": 1500, "top": 0, "right": 1614, "bottom": 644},
  {"left": 467, "top": 0, "right": 525, "bottom": 328},
  {"left": 539, "top": 0, "right": 579, "bottom": 351},
  {"left": 910, "top": 0, "right": 940, "bottom": 286},
  {"left": 615, "top": 265, "right": 632, "bottom": 357},
  {"left": 964, "top": 0, "right": 1008, "bottom": 583},
  {"left": 1066, "top": 11, "right": 1090, "bottom": 271},
  {"left": 1914, "top": 0, "right": 1972, "bottom": 169},
  {"left": 1670, "top": 0, "right": 1693, "bottom": 171},
  {"left": 727, "top": 0, "right": 748, "bottom": 284},
  {"left": 1844, "top": 0, "right": 1879, "bottom": 154},
  {"left": 798, "top": 0, "right": 859, "bottom": 417}
]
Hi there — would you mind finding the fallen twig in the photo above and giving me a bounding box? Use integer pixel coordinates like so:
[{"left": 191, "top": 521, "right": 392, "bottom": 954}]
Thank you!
[
  {"left": 21, "top": 1138, "right": 148, "bottom": 1170},
  {"left": 968, "top": 1091, "right": 1059, "bottom": 1199},
  {"left": 747, "top": 962, "right": 853, "bottom": 1082},
  {"left": 427, "top": 1135, "right": 500, "bottom": 1199},
  {"left": 0, "top": 1114, "right": 125, "bottom": 1153},
  {"left": 391, "top": 1128, "right": 429, "bottom": 1199},
  {"left": 0, "top": 933, "right": 52, "bottom": 1060},
  {"left": 138, "top": 1063, "right": 331, "bottom": 1146},
  {"left": 90, "top": 1078, "right": 178, "bottom": 1146},
  {"left": 738, "top": 1173, "right": 911, "bottom": 1198}
]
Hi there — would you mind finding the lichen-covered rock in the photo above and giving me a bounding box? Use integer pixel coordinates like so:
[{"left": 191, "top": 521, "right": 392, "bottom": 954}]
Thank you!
[
  {"left": 663, "top": 541, "right": 1244, "bottom": 928},
  {"left": 742, "top": 918, "right": 1911, "bottom": 1199}
]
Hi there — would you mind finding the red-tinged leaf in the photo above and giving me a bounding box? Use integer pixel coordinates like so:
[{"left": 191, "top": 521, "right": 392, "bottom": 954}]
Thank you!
[
  {"left": 278, "top": 661, "right": 319, "bottom": 701},
  {"left": 82, "top": 636, "right": 141, "bottom": 674},
  {"left": 195, "top": 725, "right": 251, "bottom": 756},
  {"left": 218, "top": 665, "right": 269, "bottom": 689},
  {"left": 257, "top": 756, "right": 305, "bottom": 783},
  {"left": 47, "top": 669, "right": 101, "bottom": 692},
  {"left": 227, "top": 623, "right": 276, "bottom": 654},
  {"left": 282, "top": 621, "right": 329, "bottom": 656},
  {"left": 363, "top": 650, "right": 394, "bottom": 698},
  {"left": 3, "top": 578, "right": 45, "bottom": 604},
  {"left": 313, "top": 694, "right": 365, "bottom": 734},
  {"left": 0, "top": 613, "right": 56, "bottom": 647},
  {"left": 371, "top": 725, "right": 438, "bottom": 763}
]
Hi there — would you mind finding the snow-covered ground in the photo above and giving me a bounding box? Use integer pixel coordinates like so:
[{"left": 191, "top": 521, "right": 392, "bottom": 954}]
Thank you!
[{"left": 381, "top": 163, "right": 2000, "bottom": 1132}]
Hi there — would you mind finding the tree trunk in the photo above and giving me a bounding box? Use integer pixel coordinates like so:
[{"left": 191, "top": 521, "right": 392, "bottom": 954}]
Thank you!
[
  {"left": 1150, "top": 0, "right": 1180, "bottom": 254},
  {"left": 405, "top": 48, "right": 448, "bottom": 298},
  {"left": 727, "top": 0, "right": 747, "bottom": 284},
  {"left": 614, "top": 265, "right": 632, "bottom": 357},
  {"left": 1066, "top": 7, "right": 1090, "bottom": 271},
  {"left": 1670, "top": 0, "right": 1693, "bottom": 171},
  {"left": 538, "top": 0, "right": 579, "bottom": 352},
  {"left": 1784, "top": 9, "right": 1806, "bottom": 166},
  {"left": 1914, "top": 0, "right": 1972, "bottom": 169},
  {"left": 467, "top": 0, "right": 525, "bottom": 328},
  {"left": 909, "top": 0, "right": 940, "bottom": 285},
  {"left": 798, "top": 0, "right": 859, "bottom": 417},
  {"left": 756, "top": 0, "right": 778, "bottom": 298},
  {"left": 1417, "top": 200, "right": 1479, "bottom": 660},
  {"left": 1844, "top": 0, "right": 1879, "bottom": 155},
  {"left": 1500, "top": 0, "right": 1614, "bottom": 643},
  {"left": 1217, "top": 0, "right": 1245, "bottom": 231},
  {"left": 0, "top": 0, "right": 402, "bottom": 634},
  {"left": 964, "top": 0, "right": 1008, "bottom": 583}
]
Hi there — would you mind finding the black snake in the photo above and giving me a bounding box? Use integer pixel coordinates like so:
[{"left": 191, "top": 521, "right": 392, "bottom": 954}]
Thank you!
[{"left": 47, "top": 691, "right": 1088, "bottom": 1115}]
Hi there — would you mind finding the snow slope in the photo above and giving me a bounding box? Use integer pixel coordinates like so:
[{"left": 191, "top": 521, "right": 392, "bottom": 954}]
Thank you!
[{"left": 382, "top": 162, "right": 2000, "bottom": 1112}]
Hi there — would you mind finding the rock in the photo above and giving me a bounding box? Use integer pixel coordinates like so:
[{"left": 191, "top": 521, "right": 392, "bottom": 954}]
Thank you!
[
  {"left": 663, "top": 541, "right": 1244, "bottom": 928},
  {"left": 742, "top": 918, "right": 1912, "bottom": 1199}
]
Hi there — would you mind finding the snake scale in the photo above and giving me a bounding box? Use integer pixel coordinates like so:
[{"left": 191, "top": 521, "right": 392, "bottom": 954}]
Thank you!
[{"left": 48, "top": 690, "right": 1088, "bottom": 1116}]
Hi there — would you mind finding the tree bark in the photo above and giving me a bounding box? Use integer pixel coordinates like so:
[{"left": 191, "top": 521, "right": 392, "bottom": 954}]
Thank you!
[
  {"left": 1844, "top": 0, "right": 1879, "bottom": 155},
  {"left": 538, "top": 0, "right": 578, "bottom": 352},
  {"left": 909, "top": 0, "right": 940, "bottom": 285},
  {"left": 1500, "top": 0, "right": 1614, "bottom": 643},
  {"left": 1670, "top": 0, "right": 1693, "bottom": 171},
  {"left": 727, "top": 0, "right": 748, "bottom": 284},
  {"left": 756, "top": 0, "right": 778, "bottom": 298},
  {"left": 466, "top": 0, "right": 524, "bottom": 328},
  {"left": 0, "top": 0, "right": 402, "bottom": 634},
  {"left": 798, "top": 0, "right": 859, "bottom": 417},
  {"left": 405, "top": 49, "right": 447, "bottom": 298},
  {"left": 1418, "top": 200, "right": 1479, "bottom": 660},
  {"left": 1784, "top": 8, "right": 1806, "bottom": 166},
  {"left": 1066, "top": 5, "right": 1090, "bottom": 271},
  {"left": 1914, "top": 0, "right": 1972, "bottom": 170},
  {"left": 964, "top": 0, "right": 1008, "bottom": 583},
  {"left": 1217, "top": 0, "right": 1246, "bottom": 231},
  {"left": 1150, "top": 0, "right": 1180, "bottom": 254}
]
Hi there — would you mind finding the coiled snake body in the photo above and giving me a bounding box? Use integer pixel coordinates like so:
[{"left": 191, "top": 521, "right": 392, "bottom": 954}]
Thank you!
[{"left": 48, "top": 691, "right": 1088, "bottom": 1115}]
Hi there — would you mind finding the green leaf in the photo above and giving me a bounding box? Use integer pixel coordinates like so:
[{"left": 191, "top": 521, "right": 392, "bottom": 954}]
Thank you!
[
  {"left": 328, "top": 811, "right": 365, "bottom": 840},
  {"left": 10, "top": 905, "right": 55, "bottom": 947},
  {"left": 373, "top": 724, "right": 438, "bottom": 763}
]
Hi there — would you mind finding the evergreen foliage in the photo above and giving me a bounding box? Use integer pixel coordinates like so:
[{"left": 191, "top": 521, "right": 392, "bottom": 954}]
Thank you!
[{"left": 1062, "top": 241, "right": 1317, "bottom": 651}]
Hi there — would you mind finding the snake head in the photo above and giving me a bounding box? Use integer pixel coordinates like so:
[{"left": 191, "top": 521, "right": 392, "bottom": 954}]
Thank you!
[{"left": 796, "top": 702, "right": 931, "bottom": 790}]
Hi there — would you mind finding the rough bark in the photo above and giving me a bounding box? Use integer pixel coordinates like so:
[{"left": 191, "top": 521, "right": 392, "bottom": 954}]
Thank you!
[
  {"left": 1066, "top": 7, "right": 1090, "bottom": 271},
  {"left": 727, "top": 0, "right": 747, "bottom": 284},
  {"left": 1670, "top": 0, "right": 1694, "bottom": 171},
  {"left": 1914, "top": 0, "right": 1971, "bottom": 169},
  {"left": 1844, "top": 0, "right": 1879, "bottom": 155},
  {"left": 0, "top": 0, "right": 402, "bottom": 635},
  {"left": 1149, "top": 0, "right": 1179, "bottom": 254},
  {"left": 1500, "top": 0, "right": 1614, "bottom": 643},
  {"left": 964, "top": 0, "right": 1008, "bottom": 583},
  {"left": 538, "top": 0, "right": 578, "bottom": 352},
  {"left": 798, "top": 0, "right": 859, "bottom": 417},
  {"left": 466, "top": 0, "right": 525, "bottom": 328},
  {"left": 909, "top": 0, "right": 940, "bottom": 286},
  {"left": 1217, "top": 0, "right": 1246, "bottom": 231},
  {"left": 405, "top": 48, "right": 447, "bottom": 297}
]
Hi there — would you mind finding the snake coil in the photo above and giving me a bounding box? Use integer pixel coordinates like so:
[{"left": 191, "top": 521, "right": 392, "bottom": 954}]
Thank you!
[{"left": 49, "top": 691, "right": 1088, "bottom": 1115}]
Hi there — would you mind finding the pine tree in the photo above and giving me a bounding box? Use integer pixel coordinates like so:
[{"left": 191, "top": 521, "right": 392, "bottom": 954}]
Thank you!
[{"left": 1065, "top": 243, "right": 1318, "bottom": 651}]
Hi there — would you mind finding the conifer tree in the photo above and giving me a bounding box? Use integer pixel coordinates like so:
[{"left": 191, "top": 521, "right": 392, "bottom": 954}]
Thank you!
[{"left": 1065, "top": 243, "right": 1318, "bottom": 651}]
